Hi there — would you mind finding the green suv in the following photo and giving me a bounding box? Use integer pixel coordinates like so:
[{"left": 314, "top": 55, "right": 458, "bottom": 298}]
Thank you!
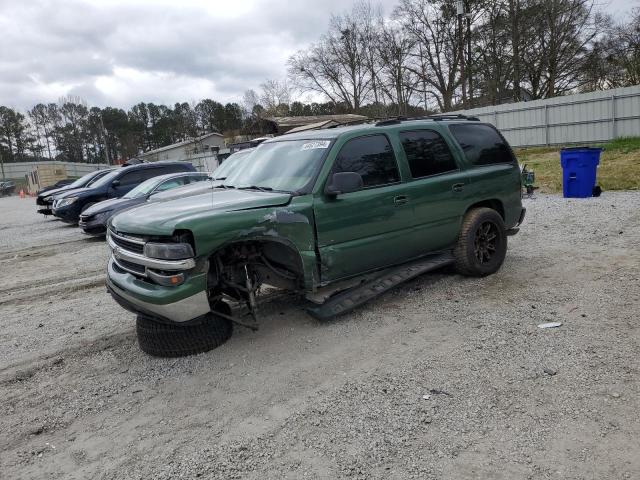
[{"left": 106, "top": 116, "right": 526, "bottom": 357}]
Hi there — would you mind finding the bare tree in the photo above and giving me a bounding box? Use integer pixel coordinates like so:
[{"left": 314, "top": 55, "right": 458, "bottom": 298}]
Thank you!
[
  {"left": 289, "top": 7, "right": 374, "bottom": 111},
  {"left": 394, "top": 0, "right": 461, "bottom": 112},
  {"left": 259, "top": 79, "right": 293, "bottom": 115},
  {"left": 376, "top": 20, "right": 419, "bottom": 114}
]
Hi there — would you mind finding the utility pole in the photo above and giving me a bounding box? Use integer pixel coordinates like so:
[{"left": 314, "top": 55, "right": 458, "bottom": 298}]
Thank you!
[
  {"left": 0, "top": 149, "right": 5, "bottom": 181},
  {"left": 457, "top": 1, "right": 467, "bottom": 107},
  {"left": 99, "top": 112, "right": 111, "bottom": 166},
  {"left": 465, "top": 0, "right": 473, "bottom": 106}
]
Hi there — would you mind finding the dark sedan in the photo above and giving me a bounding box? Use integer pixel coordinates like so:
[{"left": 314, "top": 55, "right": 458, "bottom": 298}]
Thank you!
[
  {"left": 79, "top": 172, "right": 208, "bottom": 235},
  {"left": 52, "top": 161, "right": 195, "bottom": 224},
  {"left": 36, "top": 169, "right": 115, "bottom": 215},
  {"left": 0, "top": 181, "right": 16, "bottom": 196}
]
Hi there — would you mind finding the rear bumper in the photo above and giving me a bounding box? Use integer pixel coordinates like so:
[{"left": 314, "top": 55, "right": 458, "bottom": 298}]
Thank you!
[
  {"left": 517, "top": 207, "right": 526, "bottom": 226},
  {"left": 106, "top": 258, "right": 210, "bottom": 324}
]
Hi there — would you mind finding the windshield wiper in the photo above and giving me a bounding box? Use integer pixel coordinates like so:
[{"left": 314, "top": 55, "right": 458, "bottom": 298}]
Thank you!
[
  {"left": 238, "top": 185, "right": 274, "bottom": 192},
  {"left": 217, "top": 184, "right": 236, "bottom": 189}
]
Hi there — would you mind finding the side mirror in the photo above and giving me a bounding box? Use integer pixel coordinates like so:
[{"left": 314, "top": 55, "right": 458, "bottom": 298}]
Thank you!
[
  {"left": 111, "top": 179, "right": 121, "bottom": 187},
  {"left": 325, "top": 172, "right": 363, "bottom": 196}
]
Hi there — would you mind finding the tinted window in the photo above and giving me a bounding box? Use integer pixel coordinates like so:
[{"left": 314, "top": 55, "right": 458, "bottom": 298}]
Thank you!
[
  {"left": 399, "top": 130, "right": 458, "bottom": 178},
  {"left": 332, "top": 135, "right": 399, "bottom": 188},
  {"left": 140, "top": 168, "right": 165, "bottom": 182},
  {"left": 449, "top": 124, "right": 515, "bottom": 166},
  {"left": 159, "top": 164, "right": 190, "bottom": 175},
  {"left": 118, "top": 170, "right": 145, "bottom": 186}
]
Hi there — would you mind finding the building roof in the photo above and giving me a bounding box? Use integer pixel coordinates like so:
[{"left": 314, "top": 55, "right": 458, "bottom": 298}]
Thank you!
[
  {"left": 139, "top": 132, "right": 224, "bottom": 157},
  {"left": 266, "top": 114, "right": 368, "bottom": 129}
]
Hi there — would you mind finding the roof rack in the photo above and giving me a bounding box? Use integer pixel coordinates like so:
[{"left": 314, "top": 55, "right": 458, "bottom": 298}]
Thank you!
[
  {"left": 374, "top": 116, "right": 407, "bottom": 127},
  {"left": 426, "top": 114, "right": 480, "bottom": 121},
  {"left": 373, "top": 114, "right": 480, "bottom": 127}
]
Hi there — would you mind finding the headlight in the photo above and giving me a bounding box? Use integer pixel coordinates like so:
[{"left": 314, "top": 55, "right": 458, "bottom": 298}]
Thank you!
[
  {"left": 144, "top": 242, "right": 194, "bottom": 260},
  {"left": 56, "top": 196, "right": 79, "bottom": 208}
]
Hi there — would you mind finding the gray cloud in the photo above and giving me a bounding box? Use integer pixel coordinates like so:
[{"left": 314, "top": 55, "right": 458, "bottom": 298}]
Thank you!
[
  {"left": 0, "top": 0, "right": 352, "bottom": 109},
  {"left": 0, "top": 0, "right": 633, "bottom": 110}
]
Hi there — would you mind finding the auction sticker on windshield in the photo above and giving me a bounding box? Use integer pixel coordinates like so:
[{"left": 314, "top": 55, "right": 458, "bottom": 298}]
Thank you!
[{"left": 301, "top": 140, "right": 331, "bottom": 151}]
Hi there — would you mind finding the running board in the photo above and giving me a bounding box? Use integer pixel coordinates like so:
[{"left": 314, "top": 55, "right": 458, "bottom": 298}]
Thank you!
[{"left": 307, "top": 253, "right": 455, "bottom": 321}]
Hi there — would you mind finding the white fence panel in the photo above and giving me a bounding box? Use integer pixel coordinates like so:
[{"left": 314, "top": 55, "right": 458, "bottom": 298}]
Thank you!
[
  {"left": 1, "top": 161, "right": 110, "bottom": 179},
  {"left": 452, "top": 85, "right": 640, "bottom": 147}
]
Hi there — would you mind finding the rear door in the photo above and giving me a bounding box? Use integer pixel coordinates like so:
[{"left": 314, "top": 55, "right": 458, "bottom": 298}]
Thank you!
[
  {"left": 448, "top": 123, "right": 522, "bottom": 227},
  {"left": 313, "top": 134, "right": 415, "bottom": 282},
  {"left": 396, "top": 128, "right": 469, "bottom": 256}
]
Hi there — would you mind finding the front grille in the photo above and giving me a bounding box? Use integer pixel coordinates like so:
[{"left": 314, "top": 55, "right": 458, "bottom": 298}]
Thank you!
[
  {"left": 111, "top": 233, "right": 144, "bottom": 255},
  {"left": 115, "top": 258, "right": 146, "bottom": 275},
  {"left": 36, "top": 197, "right": 46, "bottom": 205}
]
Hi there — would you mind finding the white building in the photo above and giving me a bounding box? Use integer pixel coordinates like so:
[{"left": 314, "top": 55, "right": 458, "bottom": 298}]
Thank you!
[{"left": 138, "top": 132, "right": 226, "bottom": 172}]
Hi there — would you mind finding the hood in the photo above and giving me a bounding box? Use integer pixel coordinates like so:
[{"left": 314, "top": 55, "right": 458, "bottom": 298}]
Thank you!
[
  {"left": 40, "top": 185, "right": 79, "bottom": 200},
  {"left": 82, "top": 196, "right": 143, "bottom": 216},
  {"left": 111, "top": 188, "right": 292, "bottom": 236},
  {"left": 150, "top": 181, "right": 214, "bottom": 203},
  {"left": 52, "top": 186, "right": 96, "bottom": 200}
]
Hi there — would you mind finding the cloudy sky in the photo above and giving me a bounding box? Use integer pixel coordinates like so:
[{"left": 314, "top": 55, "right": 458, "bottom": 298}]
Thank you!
[{"left": 0, "top": 0, "right": 637, "bottom": 110}]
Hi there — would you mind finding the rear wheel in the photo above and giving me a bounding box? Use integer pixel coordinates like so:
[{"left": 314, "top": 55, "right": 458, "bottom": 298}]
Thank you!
[
  {"left": 454, "top": 208, "right": 507, "bottom": 277},
  {"left": 136, "top": 307, "right": 233, "bottom": 357}
]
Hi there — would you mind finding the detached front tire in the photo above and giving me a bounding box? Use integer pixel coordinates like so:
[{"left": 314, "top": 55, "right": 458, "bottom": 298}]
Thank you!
[
  {"left": 454, "top": 208, "right": 507, "bottom": 277},
  {"left": 136, "top": 311, "right": 233, "bottom": 358}
]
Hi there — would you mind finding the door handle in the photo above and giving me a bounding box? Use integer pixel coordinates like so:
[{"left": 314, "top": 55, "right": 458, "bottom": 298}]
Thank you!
[
  {"left": 394, "top": 195, "right": 409, "bottom": 205},
  {"left": 452, "top": 183, "right": 465, "bottom": 193}
]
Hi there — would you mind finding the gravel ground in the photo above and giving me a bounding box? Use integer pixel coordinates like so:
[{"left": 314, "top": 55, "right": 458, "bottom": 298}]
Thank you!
[{"left": 0, "top": 193, "right": 639, "bottom": 480}]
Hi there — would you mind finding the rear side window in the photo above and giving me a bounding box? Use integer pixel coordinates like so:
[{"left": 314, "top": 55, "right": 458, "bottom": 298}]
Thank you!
[
  {"left": 449, "top": 124, "right": 515, "bottom": 166},
  {"left": 140, "top": 168, "right": 164, "bottom": 182},
  {"left": 332, "top": 135, "right": 400, "bottom": 188},
  {"left": 118, "top": 170, "right": 144, "bottom": 186},
  {"left": 160, "top": 164, "right": 190, "bottom": 174},
  {"left": 399, "top": 130, "right": 458, "bottom": 178}
]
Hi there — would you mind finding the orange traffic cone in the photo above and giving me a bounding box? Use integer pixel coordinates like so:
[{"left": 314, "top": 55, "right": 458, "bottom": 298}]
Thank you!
[{"left": 19, "top": 189, "right": 25, "bottom": 199}]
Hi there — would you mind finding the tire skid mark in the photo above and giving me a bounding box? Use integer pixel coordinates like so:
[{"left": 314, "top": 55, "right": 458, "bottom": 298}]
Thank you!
[
  {"left": 0, "top": 238, "right": 101, "bottom": 260},
  {"left": 0, "top": 274, "right": 106, "bottom": 306},
  {"left": 0, "top": 330, "right": 135, "bottom": 387}
]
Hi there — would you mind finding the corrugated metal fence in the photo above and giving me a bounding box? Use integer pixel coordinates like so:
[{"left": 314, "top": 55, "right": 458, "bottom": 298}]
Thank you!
[
  {"left": 452, "top": 84, "right": 640, "bottom": 147},
  {"left": 1, "top": 161, "right": 110, "bottom": 180},
  {"left": 1, "top": 156, "right": 217, "bottom": 180}
]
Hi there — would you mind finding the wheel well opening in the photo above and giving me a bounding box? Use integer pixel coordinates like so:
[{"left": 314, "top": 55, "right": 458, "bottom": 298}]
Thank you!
[
  {"left": 466, "top": 200, "right": 505, "bottom": 219},
  {"left": 207, "top": 240, "right": 304, "bottom": 295}
]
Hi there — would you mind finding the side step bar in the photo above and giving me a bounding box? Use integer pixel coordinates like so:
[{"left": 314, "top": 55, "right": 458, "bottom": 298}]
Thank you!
[{"left": 307, "top": 253, "right": 455, "bottom": 321}]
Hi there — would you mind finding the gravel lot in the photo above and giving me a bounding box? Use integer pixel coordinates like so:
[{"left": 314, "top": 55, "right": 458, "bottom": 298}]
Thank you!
[{"left": 1, "top": 192, "right": 639, "bottom": 480}]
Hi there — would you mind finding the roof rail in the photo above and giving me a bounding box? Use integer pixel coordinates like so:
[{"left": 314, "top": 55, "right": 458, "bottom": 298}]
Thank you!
[
  {"left": 373, "top": 114, "right": 480, "bottom": 126},
  {"left": 427, "top": 114, "right": 480, "bottom": 121},
  {"left": 374, "top": 116, "right": 407, "bottom": 127}
]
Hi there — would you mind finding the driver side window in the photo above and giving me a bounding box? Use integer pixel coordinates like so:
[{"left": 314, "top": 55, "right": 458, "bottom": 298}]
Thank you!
[{"left": 332, "top": 135, "right": 400, "bottom": 188}]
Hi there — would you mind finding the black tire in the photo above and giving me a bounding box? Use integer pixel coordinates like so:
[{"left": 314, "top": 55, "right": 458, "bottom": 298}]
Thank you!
[
  {"left": 136, "top": 311, "right": 233, "bottom": 357},
  {"left": 454, "top": 207, "right": 507, "bottom": 277}
]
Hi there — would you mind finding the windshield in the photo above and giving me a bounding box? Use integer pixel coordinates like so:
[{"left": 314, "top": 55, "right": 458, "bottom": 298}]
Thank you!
[
  {"left": 223, "top": 139, "right": 331, "bottom": 192},
  {"left": 212, "top": 150, "right": 253, "bottom": 180},
  {"left": 88, "top": 170, "right": 120, "bottom": 189},
  {"left": 123, "top": 177, "right": 163, "bottom": 198},
  {"left": 68, "top": 170, "right": 107, "bottom": 189}
]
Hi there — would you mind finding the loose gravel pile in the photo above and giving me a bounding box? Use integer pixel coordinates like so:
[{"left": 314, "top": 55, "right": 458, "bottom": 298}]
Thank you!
[{"left": 1, "top": 192, "right": 639, "bottom": 479}]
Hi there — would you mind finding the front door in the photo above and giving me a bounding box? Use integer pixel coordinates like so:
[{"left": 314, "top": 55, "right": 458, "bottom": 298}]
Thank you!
[{"left": 313, "top": 134, "right": 414, "bottom": 282}]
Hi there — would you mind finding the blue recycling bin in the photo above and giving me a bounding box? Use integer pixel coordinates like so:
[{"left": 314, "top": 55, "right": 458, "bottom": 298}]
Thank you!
[{"left": 560, "top": 147, "right": 602, "bottom": 198}]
